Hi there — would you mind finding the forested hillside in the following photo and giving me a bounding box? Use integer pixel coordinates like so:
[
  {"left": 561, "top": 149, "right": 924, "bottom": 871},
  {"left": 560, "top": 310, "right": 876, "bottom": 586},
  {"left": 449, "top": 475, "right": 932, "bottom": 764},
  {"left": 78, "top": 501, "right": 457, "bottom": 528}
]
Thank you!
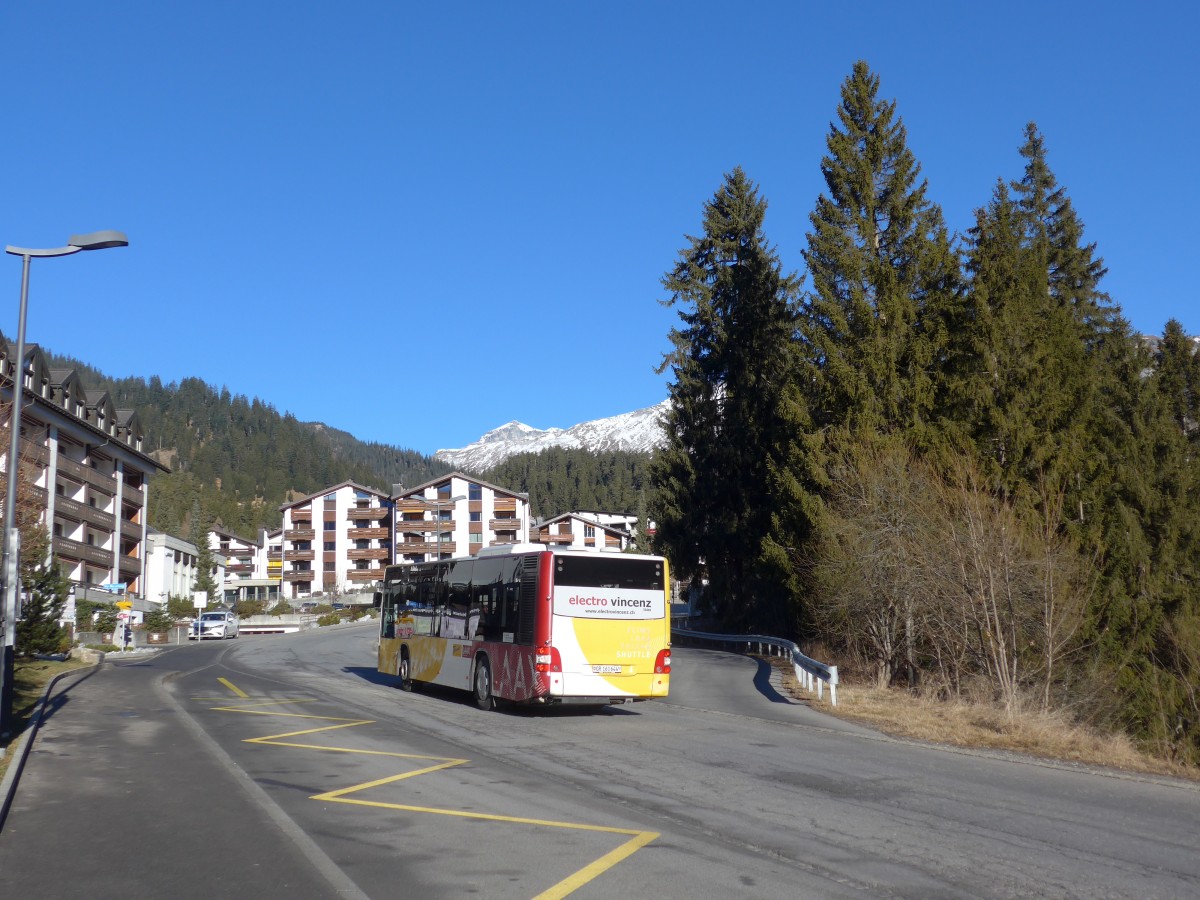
[
  {"left": 477, "top": 447, "right": 651, "bottom": 520},
  {"left": 33, "top": 351, "right": 451, "bottom": 541},
  {"left": 652, "top": 61, "right": 1200, "bottom": 764}
]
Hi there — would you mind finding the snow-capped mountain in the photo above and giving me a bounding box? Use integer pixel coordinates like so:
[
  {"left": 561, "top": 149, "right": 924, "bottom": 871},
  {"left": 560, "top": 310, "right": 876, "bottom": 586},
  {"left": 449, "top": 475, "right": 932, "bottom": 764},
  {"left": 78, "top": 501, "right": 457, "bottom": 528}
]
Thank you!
[{"left": 436, "top": 400, "right": 669, "bottom": 471}]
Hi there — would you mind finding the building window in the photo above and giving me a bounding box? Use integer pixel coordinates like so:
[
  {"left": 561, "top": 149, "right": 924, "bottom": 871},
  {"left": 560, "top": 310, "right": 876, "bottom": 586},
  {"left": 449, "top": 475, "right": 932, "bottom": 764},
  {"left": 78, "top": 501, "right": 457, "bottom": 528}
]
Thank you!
[
  {"left": 585, "top": 525, "right": 595, "bottom": 538},
  {"left": 469, "top": 483, "right": 482, "bottom": 501},
  {"left": 324, "top": 542, "right": 335, "bottom": 551},
  {"left": 469, "top": 533, "right": 482, "bottom": 545},
  {"left": 324, "top": 521, "right": 336, "bottom": 531},
  {"left": 470, "top": 511, "right": 481, "bottom": 522}
]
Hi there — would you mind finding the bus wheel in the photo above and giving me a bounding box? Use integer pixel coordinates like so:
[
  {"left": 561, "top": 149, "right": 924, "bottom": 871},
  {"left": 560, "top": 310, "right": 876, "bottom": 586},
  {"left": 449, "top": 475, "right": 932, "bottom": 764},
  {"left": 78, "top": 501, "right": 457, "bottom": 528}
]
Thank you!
[
  {"left": 398, "top": 650, "right": 413, "bottom": 692},
  {"left": 473, "top": 656, "right": 494, "bottom": 711}
]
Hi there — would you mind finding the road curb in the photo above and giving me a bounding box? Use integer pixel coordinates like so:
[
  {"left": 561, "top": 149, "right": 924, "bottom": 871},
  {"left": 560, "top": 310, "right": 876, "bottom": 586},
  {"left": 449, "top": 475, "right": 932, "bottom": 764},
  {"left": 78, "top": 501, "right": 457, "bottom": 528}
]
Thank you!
[{"left": 0, "top": 658, "right": 103, "bottom": 832}]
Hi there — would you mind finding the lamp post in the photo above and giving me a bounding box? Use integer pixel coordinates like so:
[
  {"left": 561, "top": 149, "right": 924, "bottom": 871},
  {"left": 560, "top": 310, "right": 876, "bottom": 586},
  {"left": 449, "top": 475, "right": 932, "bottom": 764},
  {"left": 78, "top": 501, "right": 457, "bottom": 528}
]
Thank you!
[
  {"left": 1, "top": 231, "right": 128, "bottom": 737},
  {"left": 428, "top": 494, "right": 466, "bottom": 562}
]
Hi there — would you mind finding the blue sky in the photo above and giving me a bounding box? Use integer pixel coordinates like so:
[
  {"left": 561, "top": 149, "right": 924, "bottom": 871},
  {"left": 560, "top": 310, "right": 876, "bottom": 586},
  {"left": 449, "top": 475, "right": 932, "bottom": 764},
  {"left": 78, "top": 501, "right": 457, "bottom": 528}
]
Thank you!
[{"left": 4, "top": 2, "right": 1196, "bottom": 456}]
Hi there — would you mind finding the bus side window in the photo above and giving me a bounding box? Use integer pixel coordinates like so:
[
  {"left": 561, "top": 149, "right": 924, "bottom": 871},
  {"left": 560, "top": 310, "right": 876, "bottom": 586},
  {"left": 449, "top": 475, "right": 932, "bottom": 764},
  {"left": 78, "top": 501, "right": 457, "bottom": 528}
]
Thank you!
[
  {"left": 471, "top": 558, "right": 502, "bottom": 641},
  {"left": 440, "top": 559, "right": 472, "bottom": 639},
  {"left": 412, "top": 576, "right": 436, "bottom": 636}
]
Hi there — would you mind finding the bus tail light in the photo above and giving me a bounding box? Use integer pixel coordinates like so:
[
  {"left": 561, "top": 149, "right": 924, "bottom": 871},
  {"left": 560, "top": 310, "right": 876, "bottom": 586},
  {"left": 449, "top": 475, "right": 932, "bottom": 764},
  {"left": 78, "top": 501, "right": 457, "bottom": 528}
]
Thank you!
[
  {"left": 655, "top": 649, "right": 672, "bottom": 674},
  {"left": 535, "top": 646, "right": 562, "bottom": 673}
]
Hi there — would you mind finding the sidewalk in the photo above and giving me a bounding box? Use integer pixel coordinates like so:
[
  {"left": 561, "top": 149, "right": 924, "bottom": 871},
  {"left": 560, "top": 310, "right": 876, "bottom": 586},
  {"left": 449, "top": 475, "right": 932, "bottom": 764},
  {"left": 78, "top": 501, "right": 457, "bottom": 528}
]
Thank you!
[{"left": 0, "top": 653, "right": 347, "bottom": 899}]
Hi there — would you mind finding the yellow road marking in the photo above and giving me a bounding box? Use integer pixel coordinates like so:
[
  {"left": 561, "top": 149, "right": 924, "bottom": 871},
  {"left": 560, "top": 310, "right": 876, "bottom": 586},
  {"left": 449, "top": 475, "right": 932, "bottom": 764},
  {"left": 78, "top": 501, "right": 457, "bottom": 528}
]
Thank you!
[
  {"left": 202, "top": 682, "right": 656, "bottom": 897},
  {"left": 534, "top": 830, "right": 660, "bottom": 900},
  {"left": 218, "top": 677, "right": 248, "bottom": 698}
]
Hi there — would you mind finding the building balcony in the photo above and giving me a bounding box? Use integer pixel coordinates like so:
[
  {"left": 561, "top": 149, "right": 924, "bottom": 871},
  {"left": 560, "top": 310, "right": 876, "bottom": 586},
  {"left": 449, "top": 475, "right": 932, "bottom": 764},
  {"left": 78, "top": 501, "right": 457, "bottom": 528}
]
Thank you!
[
  {"left": 53, "top": 536, "right": 112, "bottom": 567},
  {"left": 119, "top": 555, "right": 141, "bottom": 577},
  {"left": 347, "top": 568, "right": 386, "bottom": 582},
  {"left": 285, "top": 549, "right": 315, "bottom": 561},
  {"left": 347, "top": 527, "right": 389, "bottom": 540},
  {"left": 54, "top": 455, "right": 118, "bottom": 496},
  {"left": 289, "top": 508, "right": 312, "bottom": 522},
  {"left": 120, "top": 518, "right": 141, "bottom": 540},
  {"left": 397, "top": 519, "right": 454, "bottom": 534},
  {"left": 226, "top": 562, "right": 254, "bottom": 574},
  {"left": 51, "top": 493, "right": 115, "bottom": 530},
  {"left": 345, "top": 507, "right": 389, "bottom": 521},
  {"left": 282, "top": 571, "right": 314, "bottom": 582},
  {"left": 533, "top": 532, "right": 574, "bottom": 543},
  {"left": 346, "top": 548, "right": 389, "bottom": 561},
  {"left": 493, "top": 499, "right": 518, "bottom": 512},
  {"left": 489, "top": 518, "right": 521, "bottom": 531},
  {"left": 285, "top": 528, "right": 315, "bottom": 541},
  {"left": 395, "top": 541, "right": 456, "bottom": 554},
  {"left": 394, "top": 499, "right": 437, "bottom": 513}
]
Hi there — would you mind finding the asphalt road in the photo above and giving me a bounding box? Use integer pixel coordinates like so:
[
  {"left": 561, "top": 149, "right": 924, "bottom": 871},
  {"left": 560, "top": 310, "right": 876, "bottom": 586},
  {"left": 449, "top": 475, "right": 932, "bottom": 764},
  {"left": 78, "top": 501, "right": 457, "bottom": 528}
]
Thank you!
[{"left": 3, "top": 625, "right": 1199, "bottom": 899}]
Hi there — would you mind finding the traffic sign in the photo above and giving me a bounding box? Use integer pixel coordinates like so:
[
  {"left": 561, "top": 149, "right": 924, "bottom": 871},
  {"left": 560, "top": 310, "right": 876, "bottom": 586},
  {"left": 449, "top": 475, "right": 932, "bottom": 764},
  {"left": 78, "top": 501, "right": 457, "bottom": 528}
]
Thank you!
[{"left": 115, "top": 601, "right": 133, "bottom": 610}]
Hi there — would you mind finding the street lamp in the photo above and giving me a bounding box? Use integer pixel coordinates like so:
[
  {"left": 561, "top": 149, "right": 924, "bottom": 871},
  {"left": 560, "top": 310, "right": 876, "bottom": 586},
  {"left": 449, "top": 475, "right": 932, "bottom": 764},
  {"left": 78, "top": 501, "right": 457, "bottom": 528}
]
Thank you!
[
  {"left": 427, "top": 494, "right": 466, "bottom": 561},
  {"left": 1, "top": 230, "right": 128, "bottom": 737}
]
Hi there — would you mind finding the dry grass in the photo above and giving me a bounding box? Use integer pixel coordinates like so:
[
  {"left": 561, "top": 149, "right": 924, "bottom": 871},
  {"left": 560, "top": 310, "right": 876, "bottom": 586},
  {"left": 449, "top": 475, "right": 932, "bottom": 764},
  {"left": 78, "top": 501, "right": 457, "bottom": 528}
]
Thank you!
[
  {"left": 0, "top": 656, "right": 92, "bottom": 783},
  {"left": 772, "top": 659, "right": 1199, "bottom": 782}
]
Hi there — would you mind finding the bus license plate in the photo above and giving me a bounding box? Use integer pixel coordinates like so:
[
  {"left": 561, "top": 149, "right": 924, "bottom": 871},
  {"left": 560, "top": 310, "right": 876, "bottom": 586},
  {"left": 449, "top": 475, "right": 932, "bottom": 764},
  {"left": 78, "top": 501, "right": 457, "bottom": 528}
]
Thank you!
[{"left": 591, "top": 665, "right": 622, "bottom": 674}]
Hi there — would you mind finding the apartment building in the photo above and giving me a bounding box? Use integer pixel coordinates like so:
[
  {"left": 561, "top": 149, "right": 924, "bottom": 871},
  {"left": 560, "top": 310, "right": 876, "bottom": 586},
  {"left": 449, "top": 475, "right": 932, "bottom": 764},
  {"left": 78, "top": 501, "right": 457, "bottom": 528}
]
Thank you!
[
  {"left": 392, "top": 472, "right": 530, "bottom": 563},
  {"left": 211, "top": 526, "right": 281, "bottom": 608},
  {"left": 211, "top": 526, "right": 264, "bottom": 580},
  {"left": 279, "top": 481, "right": 391, "bottom": 598},
  {"left": 1, "top": 343, "right": 165, "bottom": 596},
  {"left": 144, "top": 529, "right": 225, "bottom": 606},
  {"left": 531, "top": 512, "right": 629, "bottom": 552}
]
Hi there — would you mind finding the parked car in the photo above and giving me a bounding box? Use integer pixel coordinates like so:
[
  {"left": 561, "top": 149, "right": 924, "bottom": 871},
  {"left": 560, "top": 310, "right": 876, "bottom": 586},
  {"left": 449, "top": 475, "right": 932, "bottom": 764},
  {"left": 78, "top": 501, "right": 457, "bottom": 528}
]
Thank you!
[{"left": 190, "top": 610, "right": 240, "bottom": 640}]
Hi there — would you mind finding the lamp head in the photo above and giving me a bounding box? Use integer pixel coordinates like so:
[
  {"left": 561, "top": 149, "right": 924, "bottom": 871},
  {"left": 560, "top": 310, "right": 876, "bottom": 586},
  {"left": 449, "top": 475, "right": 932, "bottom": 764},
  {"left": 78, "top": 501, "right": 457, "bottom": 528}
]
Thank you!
[{"left": 68, "top": 230, "right": 129, "bottom": 251}]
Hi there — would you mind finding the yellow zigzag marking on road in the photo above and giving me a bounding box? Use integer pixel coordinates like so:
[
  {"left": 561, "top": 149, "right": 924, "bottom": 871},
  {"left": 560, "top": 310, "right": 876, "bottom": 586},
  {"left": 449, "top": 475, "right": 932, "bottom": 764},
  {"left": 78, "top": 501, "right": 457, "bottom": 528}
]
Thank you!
[{"left": 208, "top": 684, "right": 658, "bottom": 900}]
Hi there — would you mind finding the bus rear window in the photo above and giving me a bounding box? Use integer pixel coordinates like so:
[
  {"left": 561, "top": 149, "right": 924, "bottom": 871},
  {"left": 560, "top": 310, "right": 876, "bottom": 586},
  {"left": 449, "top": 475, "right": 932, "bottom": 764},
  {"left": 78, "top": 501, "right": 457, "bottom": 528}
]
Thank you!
[{"left": 553, "top": 556, "right": 663, "bottom": 591}]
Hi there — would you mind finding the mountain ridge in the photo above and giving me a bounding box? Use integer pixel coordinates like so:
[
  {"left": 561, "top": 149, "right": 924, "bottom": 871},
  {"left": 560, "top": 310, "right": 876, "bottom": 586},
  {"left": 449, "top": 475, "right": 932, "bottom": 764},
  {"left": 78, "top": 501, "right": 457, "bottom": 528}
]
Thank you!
[{"left": 437, "top": 400, "right": 668, "bottom": 471}]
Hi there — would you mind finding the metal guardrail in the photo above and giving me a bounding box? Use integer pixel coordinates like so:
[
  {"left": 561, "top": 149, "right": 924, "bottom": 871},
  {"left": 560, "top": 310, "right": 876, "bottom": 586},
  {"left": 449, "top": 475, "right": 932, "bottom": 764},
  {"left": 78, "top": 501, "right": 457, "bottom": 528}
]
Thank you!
[{"left": 672, "top": 625, "right": 838, "bottom": 706}]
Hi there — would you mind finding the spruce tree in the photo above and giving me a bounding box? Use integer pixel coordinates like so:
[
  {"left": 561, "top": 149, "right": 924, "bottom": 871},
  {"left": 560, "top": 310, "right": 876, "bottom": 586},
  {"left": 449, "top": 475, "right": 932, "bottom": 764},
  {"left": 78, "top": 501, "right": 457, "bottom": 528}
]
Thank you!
[
  {"left": 193, "top": 521, "right": 220, "bottom": 604},
  {"left": 802, "top": 60, "right": 960, "bottom": 440},
  {"left": 650, "top": 167, "right": 818, "bottom": 632}
]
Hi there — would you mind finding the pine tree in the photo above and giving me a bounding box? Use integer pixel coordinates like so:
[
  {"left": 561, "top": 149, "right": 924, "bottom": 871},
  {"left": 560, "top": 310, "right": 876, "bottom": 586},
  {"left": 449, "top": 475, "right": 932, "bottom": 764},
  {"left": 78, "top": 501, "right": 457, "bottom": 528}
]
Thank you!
[
  {"left": 650, "top": 167, "right": 818, "bottom": 632},
  {"left": 15, "top": 525, "right": 70, "bottom": 656},
  {"left": 802, "top": 60, "right": 960, "bottom": 440}
]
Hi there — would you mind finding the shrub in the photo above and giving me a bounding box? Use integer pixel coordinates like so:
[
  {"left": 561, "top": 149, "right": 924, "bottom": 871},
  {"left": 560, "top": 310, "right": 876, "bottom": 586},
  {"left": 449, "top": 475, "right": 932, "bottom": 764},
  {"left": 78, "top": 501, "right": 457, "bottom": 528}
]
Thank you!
[{"left": 143, "top": 609, "right": 176, "bottom": 632}]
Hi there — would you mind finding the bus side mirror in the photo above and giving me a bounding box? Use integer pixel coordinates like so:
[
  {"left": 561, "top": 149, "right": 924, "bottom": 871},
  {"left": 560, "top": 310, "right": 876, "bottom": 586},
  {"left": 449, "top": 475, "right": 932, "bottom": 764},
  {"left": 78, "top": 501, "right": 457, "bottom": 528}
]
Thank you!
[{"left": 373, "top": 591, "right": 382, "bottom": 609}]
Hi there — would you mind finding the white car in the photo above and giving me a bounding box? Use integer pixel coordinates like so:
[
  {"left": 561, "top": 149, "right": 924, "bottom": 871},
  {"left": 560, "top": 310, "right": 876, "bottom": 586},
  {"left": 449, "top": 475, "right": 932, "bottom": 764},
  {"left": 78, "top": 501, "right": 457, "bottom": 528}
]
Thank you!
[{"left": 190, "top": 610, "right": 240, "bottom": 640}]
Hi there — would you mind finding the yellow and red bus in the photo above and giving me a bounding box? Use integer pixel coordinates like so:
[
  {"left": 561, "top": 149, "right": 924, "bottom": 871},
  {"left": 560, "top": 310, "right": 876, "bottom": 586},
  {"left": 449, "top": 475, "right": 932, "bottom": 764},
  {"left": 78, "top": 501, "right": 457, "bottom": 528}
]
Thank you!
[{"left": 374, "top": 544, "right": 671, "bottom": 709}]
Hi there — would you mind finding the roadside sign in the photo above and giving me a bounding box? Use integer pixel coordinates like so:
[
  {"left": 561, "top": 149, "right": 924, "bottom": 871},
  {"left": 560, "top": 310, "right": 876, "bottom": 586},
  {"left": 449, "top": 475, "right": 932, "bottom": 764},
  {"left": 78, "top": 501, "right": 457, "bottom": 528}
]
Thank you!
[
  {"left": 115, "top": 600, "right": 133, "bottom": 610},
  {"left": 193, "top": 590, "right": 208, "bottom": 610}
]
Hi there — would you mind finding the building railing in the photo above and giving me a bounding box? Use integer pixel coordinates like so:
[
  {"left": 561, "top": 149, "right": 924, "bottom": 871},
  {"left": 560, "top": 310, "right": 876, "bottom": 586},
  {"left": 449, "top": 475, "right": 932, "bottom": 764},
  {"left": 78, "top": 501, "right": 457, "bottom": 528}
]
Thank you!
[
  {"left": 284, "top": 528, "right": 316, "bottom": 540},
  {"left": 395, "top": 541, "right": 456, "bottom": 554},
  {"left": 53, "top": 536, "right": 112, "bottom": 567},
  {"left": 285, "top": 549, "right": 315, "bottom": 561},
  {"left": 489, "top": 518, "right": 521, "bottom": 531},
  {"left": 347, "top": 568, "right": 385, "bottom": 581},
  {"left": 54, "top": 455, "right": 117, "bottom": 495},
  {"left": 346, "top": 548, "right": 389, "bottom": 561},
  {"left": 120, "top": 518, "right": 141, "bottom": 540},
  {"left": 48, "top": 492, "right": 115, "bottom": 530},
  {"left": 289, "top": 508, "right": 312, "bottom": 521},
  {"left": 347, "top": 527, "right": 389, "bottom": 539},
  {"left": 532, "top": 533, "right": 573, "bottom": 543},
  {"left": 345, "top": 507, "right": 389, "bottom": 521}
]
